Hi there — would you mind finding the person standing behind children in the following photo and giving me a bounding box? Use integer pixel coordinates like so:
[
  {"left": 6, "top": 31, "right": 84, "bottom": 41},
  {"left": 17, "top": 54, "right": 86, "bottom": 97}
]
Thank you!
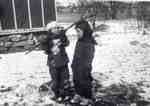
[{"left": 45, "top": 21, "right": 70, "bottom": 102}]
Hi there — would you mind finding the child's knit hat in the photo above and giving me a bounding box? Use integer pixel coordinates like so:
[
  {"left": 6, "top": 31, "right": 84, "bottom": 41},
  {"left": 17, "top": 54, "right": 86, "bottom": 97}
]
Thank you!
[{"left": 46, "top": 21, "right": 59, "bottom": 31}]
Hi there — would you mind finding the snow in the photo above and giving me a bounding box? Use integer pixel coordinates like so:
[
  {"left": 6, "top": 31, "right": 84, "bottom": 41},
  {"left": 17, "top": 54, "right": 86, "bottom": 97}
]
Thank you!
[{"left": 0, "top": 51, "right": 50, "bottom": 87}]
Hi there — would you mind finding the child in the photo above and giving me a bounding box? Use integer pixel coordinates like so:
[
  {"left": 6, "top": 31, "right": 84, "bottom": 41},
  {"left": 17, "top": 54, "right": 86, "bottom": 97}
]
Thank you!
[
  {"left": 46, "top": 21, "right": 70, "bottom": 102},
  {"left": 71, "top": 20, "right": 97, "bottom": 105}
]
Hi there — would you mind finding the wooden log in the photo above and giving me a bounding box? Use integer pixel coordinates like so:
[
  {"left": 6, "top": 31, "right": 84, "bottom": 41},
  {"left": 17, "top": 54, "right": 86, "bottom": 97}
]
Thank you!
[
  {"left": 4, "top": 42, "right": 13, "bottom": 47},
  {"left": 8, "top": 47, "right": 25, "bottom": 53},
  {"left": 11, "top": 40, "right": 34, "bottom": 47},
  {"left": 0, "top": 47, "right": 8, "bottom": 51}
]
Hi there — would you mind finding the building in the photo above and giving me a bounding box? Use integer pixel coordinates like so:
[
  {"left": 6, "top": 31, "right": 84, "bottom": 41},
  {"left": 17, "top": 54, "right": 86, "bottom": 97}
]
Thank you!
[{"left": 0, "top": 0, "right": 56, "bottom": 35}]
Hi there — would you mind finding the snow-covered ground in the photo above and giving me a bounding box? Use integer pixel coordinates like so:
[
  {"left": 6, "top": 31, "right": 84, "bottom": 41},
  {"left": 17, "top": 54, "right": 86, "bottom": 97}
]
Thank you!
[{"left": 1, "top": 20, "right": 150, "bottom": 105}]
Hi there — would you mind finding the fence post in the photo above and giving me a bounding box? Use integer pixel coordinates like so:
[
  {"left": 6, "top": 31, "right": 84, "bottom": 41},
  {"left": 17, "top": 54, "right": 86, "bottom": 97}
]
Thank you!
[
  {"left": 27, "top": 0, "right": 32, "bottom": 29},
  {"left": 41, "top": 0, "right": 45, "bottom": 27},
  {"left": 12, "top": 0, "right": 18, "bottom": 29}
]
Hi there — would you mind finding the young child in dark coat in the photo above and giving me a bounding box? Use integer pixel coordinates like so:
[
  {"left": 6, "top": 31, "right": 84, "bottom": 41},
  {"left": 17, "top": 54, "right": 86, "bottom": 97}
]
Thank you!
[
  {"left": 45, "top": 21, "right": 70, "bottom": 102},
  {"left": 71, "top": 20, "right": 97, "bottom": 105}
]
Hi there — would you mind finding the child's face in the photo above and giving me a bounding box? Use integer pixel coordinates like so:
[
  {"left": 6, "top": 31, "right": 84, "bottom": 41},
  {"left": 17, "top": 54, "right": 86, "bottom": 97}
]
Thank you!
[
  {"left": 50, "top": 26, "right": 64, "bottom": 34},
  {"left": 87, "top": 17, "right": 96, "bottom": 29},
  {"left": 76, "top": 28, "right": 83, "bottom": 38},
  {"left": 50, "top": 27, "right": 60, "bottom": 34},
  {"left": 87, "top": 16, "right": 96, "bottom": 23}
]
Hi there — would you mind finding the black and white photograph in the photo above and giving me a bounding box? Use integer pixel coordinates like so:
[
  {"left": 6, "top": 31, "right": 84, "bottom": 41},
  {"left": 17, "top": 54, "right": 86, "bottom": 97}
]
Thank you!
[{"left": 0, "top": 0, "right": 150, "bottom": 106}]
